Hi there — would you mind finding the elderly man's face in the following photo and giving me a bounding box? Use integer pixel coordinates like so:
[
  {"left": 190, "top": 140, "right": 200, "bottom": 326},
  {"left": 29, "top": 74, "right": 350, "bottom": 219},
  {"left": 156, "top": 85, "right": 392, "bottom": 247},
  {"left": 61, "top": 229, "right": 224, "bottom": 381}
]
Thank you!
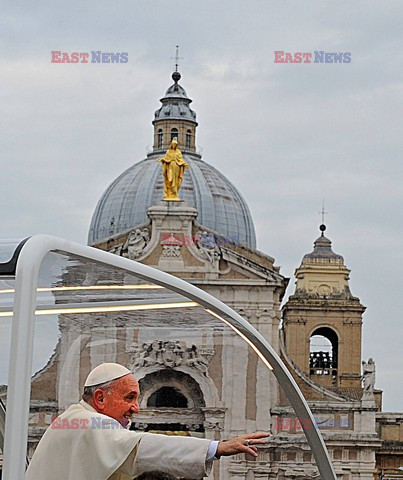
[{"left": 95, "top": 374, "right": 140, "bottom": 427}]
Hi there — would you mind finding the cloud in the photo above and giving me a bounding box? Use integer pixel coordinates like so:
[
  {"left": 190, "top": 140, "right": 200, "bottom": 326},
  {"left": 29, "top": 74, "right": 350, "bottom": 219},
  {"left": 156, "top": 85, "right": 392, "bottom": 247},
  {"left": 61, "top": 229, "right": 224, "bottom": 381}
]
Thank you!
[{"left": 1, "top": 0, "right": 402, "bottom": 410}]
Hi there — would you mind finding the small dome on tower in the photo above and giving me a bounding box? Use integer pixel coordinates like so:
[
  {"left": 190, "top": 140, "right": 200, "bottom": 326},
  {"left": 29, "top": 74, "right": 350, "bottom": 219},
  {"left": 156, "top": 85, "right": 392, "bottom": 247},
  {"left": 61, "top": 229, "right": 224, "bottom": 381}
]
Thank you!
[
  {"left": 153, "top": 72, "right": 197, "bottom": 122},
  {"left": 303, "top": 225, "right": 344, "bottom": 264}
]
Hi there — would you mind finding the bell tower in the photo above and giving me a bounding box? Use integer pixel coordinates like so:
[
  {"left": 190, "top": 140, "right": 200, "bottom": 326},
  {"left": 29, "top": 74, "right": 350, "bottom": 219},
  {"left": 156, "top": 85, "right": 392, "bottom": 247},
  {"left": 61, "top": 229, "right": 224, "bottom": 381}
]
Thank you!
[{"left": 282, "top": 224, "right": 366, "bottom": 391}]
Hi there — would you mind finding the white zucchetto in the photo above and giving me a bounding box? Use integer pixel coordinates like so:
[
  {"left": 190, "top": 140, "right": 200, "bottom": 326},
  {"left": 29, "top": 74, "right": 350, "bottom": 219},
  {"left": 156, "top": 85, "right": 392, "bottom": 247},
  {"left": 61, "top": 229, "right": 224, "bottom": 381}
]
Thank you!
[{"left": 84, "top": 363, "right": 132, "bottom": 387}]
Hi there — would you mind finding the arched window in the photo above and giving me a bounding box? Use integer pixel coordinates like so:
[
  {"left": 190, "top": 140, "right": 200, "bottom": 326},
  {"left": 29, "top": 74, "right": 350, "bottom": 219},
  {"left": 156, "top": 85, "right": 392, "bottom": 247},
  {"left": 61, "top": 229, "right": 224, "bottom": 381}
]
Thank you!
[
  {"left": 147, "top": 386, "right": 188, "bottom": 408},
  {"left": 186, "top": 129, "right": 192, "bottom": 148},
  {"left": 309, "top": 327, "right": 338, "bottom": 377},
  {"left": 170, "top": 128, "right": 178, "bottom": 142},
  {"left": 157, "top": 129, "right": 163, "bottom": 148}
]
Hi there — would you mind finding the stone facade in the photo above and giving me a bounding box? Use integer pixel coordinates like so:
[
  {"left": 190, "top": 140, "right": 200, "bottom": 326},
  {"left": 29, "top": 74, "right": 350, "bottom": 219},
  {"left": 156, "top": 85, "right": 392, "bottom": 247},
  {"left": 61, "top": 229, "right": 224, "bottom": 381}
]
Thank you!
[
  {"left": 376, "top": 413, "right": 403, "bottom": 476},
  {"left": 11, "top": 71, "right": 403, "bottom": 480}
]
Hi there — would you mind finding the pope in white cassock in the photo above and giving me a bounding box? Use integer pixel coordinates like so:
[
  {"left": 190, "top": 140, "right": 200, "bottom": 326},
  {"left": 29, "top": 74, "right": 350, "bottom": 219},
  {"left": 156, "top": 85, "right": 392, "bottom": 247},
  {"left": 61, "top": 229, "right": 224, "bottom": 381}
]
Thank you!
[{"left": 26, "top": 363, "right": 269, "bottom": 480}]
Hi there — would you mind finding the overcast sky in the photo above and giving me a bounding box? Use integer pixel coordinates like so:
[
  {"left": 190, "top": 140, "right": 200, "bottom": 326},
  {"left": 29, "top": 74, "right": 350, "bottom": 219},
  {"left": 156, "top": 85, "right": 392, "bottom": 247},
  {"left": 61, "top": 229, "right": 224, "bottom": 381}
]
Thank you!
[{"left": 1, "top": 0, "right": 402, "bottom": 411}]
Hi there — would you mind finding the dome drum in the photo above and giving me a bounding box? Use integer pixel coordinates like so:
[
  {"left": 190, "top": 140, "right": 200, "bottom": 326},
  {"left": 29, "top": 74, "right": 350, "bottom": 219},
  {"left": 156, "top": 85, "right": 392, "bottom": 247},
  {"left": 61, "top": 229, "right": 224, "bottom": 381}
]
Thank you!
[{"left": 152, "top": 119, "right": 197, "bottom": 153}]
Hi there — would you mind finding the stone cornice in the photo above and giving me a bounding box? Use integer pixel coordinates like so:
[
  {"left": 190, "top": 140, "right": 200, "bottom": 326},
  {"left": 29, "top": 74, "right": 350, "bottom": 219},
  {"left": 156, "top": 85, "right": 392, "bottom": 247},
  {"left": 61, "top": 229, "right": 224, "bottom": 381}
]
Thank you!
[
  {"left": 283, "top": 297, "right": 366, "bottom": 313},
  {"left": 221, "top": 247, "right": 284, "bottom": 284}
]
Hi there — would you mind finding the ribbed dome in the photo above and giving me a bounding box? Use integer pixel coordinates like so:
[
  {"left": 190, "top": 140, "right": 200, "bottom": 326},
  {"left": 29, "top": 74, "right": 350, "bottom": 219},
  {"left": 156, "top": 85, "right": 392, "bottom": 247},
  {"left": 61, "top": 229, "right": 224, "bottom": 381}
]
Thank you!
[{"left": 88, "top": 153, "right": 257, "bottom": 249}]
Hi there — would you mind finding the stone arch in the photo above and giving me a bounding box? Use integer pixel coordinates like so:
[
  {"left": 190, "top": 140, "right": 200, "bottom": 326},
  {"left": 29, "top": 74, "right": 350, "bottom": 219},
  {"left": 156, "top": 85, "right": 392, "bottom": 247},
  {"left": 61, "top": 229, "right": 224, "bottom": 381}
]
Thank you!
[
  {"left": 134, "top": 365, "right": 220, "bottom": 407},
  {"left": 132, "top": 368, "right": 212, "bottom": 434},
  {"left": 309, "top": 326, "right": 339, "bottom": 376},
  {"left": 138, "top": 369, "right": 205, "bottom": 409}
]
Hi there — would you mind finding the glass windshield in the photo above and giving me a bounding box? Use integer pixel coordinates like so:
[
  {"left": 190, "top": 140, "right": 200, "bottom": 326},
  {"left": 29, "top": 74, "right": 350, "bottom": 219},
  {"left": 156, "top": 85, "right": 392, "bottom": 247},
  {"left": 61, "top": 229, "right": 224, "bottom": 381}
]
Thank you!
[
  {"left": 0, "top": 278, "right": 14, "bottom": 387},
  {"left": 26, "top": 250, "right": 278, "bottom": 468},
  {"left": 1, "top": 246, "right": 334, "bottom": 479},
  {"left": 0, "top": 239, "right": 25, "bottom": 265}
]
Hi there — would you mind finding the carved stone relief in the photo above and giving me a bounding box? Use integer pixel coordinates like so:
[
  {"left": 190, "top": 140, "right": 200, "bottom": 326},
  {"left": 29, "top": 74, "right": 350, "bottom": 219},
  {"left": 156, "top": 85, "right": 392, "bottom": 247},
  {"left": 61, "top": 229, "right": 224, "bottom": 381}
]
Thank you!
[
  {"left": 195, "top": 231, "right": 221, "bottom": 263},
  {"left": 130, "top": 340, "right": 210, "bottom": 375},
  {"left": 122, "top": 228, "right": 150, "bottom": 259},
  {"left": 160, "top": 233, "right": 182, "bottom": 258},
  {"left": 107, "top": 227, "right": 150, "bottom": 259}
]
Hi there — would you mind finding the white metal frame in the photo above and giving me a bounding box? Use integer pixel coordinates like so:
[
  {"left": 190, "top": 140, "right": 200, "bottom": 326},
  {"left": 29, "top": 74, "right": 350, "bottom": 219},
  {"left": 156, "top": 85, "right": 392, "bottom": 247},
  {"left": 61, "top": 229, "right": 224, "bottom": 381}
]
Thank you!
[{"left": 3, "top": 235, "right": 337, "bottom": 480}]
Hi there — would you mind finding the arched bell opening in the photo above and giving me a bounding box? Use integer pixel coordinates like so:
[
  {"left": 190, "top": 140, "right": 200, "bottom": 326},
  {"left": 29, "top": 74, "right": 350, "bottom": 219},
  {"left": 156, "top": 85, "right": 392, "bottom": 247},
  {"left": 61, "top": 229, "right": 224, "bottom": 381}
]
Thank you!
[{"left": 309, "top": 327, "right": 338, "bottom": 383}]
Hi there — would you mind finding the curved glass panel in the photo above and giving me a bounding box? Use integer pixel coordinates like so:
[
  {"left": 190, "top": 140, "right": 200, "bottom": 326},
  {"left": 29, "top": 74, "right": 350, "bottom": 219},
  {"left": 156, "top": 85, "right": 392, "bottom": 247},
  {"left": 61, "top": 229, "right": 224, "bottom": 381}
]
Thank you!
[
  {"left": 0, "top": 278, "right": 15, "bottom": 387},
  {"left": 1, "top": 245, "right": 336, "bottom": 479},
  {"left": 0, "top": 239, "right": 25, "bottom": 265},
  {"left": 0, "top": 278, "right": 14, "bottom": 463},
  {"left": 17, "top": 250, "right": 323, "bottom": 478}
]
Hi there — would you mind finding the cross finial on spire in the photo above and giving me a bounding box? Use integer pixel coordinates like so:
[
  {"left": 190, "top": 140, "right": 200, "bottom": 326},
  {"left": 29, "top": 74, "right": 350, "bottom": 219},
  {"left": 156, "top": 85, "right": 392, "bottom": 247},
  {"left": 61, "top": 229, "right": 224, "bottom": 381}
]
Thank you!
[
  {"left": 171, "top": 45, "right": 183, "bottom": 73},
  {"left": 319, "top": 201, "right": 328, "bottom": 224},
  {"left": 318, "top": 201, "right": 328, "bottom": 236}
]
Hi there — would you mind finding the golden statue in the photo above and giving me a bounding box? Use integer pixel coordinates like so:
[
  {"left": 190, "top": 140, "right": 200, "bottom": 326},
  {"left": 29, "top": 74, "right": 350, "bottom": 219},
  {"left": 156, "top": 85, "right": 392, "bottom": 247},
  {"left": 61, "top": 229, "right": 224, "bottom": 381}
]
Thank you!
[{"left": 157, "top": 138, "right": 189, "bottom": 201}]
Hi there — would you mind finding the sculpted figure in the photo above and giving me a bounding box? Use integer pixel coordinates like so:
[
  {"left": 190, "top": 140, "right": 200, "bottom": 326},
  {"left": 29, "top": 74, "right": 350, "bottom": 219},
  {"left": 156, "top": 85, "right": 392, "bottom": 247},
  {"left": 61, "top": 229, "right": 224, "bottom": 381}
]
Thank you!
[
  {"left": 133, "top": 343, "right": 151, "bottom": 368},
  {"left": 150, "top": 340, "right": 164, "bottom": 365},
  {"left": 362, "top": 358, "right": 376, "bottom": 393},
  {"left": 124, "top": 228, "right": 149, "bottom": 259},
  {"left": 173, "top": 341, "right": 185, "bottom": 362},
  {"left": 158, "top": 138, "right": 189, "bottom": 201},
  {"left": 109, "top": 245, "right": 123, "bottom": 256},
  {"left": 186, "top": 344, "right": 208, "bottom": 374},
  {"left": 162, "top": 341, "right": 179, "bottom": 367},
  {"left": 196, "top": 231, "right": 220, "bottom": 263}
]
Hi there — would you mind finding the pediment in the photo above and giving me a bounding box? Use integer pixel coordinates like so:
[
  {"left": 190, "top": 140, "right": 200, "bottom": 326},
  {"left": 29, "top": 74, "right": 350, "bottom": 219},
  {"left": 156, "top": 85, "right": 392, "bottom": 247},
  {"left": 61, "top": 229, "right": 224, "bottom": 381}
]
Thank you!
[{"left": 96, "top": 217, "right": 284, "bottom": 286}]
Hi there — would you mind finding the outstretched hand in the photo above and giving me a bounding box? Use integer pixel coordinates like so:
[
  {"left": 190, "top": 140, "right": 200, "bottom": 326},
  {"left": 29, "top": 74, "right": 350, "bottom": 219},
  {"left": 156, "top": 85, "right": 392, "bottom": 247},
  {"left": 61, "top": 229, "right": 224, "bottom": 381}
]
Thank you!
[{"left": 216, "top": 431, "right": 271, "bottom": 458}]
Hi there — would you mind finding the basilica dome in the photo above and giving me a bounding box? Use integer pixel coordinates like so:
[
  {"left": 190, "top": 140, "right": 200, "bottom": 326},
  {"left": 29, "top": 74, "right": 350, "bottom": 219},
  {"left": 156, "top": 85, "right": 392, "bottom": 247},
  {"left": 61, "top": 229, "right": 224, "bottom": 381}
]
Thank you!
[
  {"left": 88, "top": 154, "right": 256, "bottom": 249},
  {"left": 88, "top": 71, "right": 257, "bottom": 249}
]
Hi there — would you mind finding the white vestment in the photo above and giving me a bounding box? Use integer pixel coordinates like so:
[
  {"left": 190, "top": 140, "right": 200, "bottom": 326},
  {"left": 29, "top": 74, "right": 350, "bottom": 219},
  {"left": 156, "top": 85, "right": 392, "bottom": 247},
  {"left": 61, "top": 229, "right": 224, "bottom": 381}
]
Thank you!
[{"left": 26, "top": 400, "right": 212, "bottom": 480}]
